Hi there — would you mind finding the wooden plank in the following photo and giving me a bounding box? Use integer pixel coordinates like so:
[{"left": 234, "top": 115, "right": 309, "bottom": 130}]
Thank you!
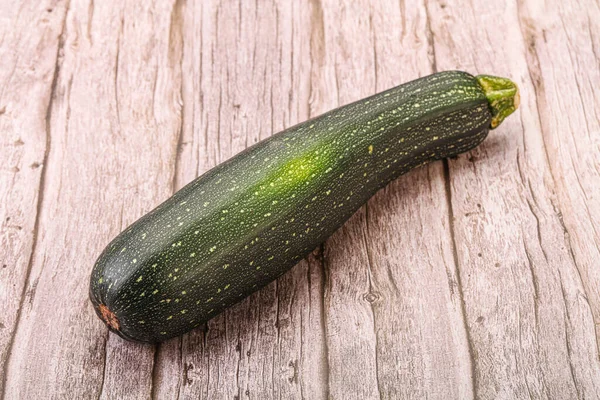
[
  {"left": 519, "top": 0, "right": 600, "bottom": 352},
  {"left": 1, "top": 0, "right": 183, "bottom": 398},
  {"left": 151, "top": 1, "right": 329, "bottom": 399},
  {"left": 315, "top": 2, "right": 380, "bottom": 397},
  {"left": 0, "top": 0, "right": 69, "bottom": 396},
  {"left": 367, "top": 2, "right": 475, "bottom": 399},
  {"left": 1, "top": 0, "right": 600, "bottom": 398},
  {"left": 316, "top": 1, "right": 476, "bottom": 399},
  {"left": 427, "top": 0, "right": 600, "bottom": 398}
]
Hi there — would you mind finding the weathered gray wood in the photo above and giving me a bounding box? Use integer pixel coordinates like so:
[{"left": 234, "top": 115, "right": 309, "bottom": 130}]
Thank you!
[
  {"left": 1, "top": 0, "right": 182, "bottom": 398},
  {"left": 427, "top": 0, "right": 600, "bottom": 398},
  {"left": 1, "top": 0, "right": 600, "bottom": 399},
  {"left": 519, "top": 0, "right": 600, "bottom": 354},
  {"left": 151, "top": 1, "right": 329, "bottom": 398},
  {"left": 317, "top": 1, "right": 475, "bottom": 399},
  {"left": 0, "top": 0, "right": 68, "bottom": 396}
]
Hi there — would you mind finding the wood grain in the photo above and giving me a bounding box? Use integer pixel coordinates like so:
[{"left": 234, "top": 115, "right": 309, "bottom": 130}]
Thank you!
[
  {"left": 1, "top": 0, "right": 182, "bottom": 398},
  {"left": 519, "top": 0, "right": 600, "bottom": 360},
  {"left": 151, "top": 2, "right": 330, "bottom": 398},
  {"left": 428, "top": 0, "right": 600, "bottom": 398},
  {"left": 316, "top": 1, "right": 474, "bottom": 399},
  {"left": 0, "top": 0, "right": 68, "bottom": 395},
  {"left": 1, "top": 0, "right": 599, "bottom": 399}
]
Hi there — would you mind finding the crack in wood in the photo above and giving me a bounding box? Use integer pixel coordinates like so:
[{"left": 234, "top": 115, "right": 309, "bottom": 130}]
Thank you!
[
  {"left": 442, "top": 159, "right": 478, "bottom": 399},
  {"left": 0, "top": 0, "right": 70, "bottom": 396},
  {"left": 515, "top": 0, "right": 600, "bottom": 362},
  {"left": 361, "top": 204, "right": 384, "bottom": 400}
]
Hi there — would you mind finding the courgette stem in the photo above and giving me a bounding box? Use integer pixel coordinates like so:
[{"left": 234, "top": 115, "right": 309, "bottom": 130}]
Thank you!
[{"left": 476, "top": 75, "right": 520, "bottom": 129}]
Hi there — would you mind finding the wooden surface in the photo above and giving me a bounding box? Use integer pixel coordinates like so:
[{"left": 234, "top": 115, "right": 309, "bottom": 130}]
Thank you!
[{"left": 1, "top": 0, "right": 599, "bottom": 398}]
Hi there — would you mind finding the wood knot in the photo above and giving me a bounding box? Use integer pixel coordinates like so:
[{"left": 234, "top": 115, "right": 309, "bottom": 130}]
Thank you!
[
  {"left": 363, "top": 292, "right": 380, "bottom": 303},
  {"left": 99, "top": 304, "right": 120, "bottom": 331}
]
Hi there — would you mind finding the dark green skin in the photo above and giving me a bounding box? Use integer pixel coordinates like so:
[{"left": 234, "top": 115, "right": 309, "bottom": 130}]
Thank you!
[{"left": 90, "top": 71, "right": 494, "bottom": 342}]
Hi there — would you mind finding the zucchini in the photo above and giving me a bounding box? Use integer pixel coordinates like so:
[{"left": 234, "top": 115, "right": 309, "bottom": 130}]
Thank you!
[{"left": 90, "top": 71, "right": 519, "bottom": 342}]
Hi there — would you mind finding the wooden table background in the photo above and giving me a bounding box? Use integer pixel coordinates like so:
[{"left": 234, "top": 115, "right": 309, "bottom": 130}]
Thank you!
[{"left": 1, "top": 0, "right": 600, "bottom": 399}]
